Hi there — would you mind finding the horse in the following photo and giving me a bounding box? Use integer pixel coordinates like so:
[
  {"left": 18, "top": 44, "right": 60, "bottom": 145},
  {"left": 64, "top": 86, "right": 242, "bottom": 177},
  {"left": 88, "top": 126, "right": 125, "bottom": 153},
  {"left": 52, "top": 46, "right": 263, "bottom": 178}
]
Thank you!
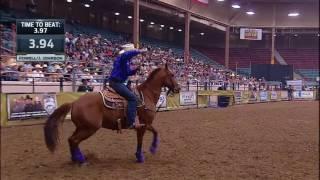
[{"left": 44, "top": 64, "right": 180, "bottom": 164}]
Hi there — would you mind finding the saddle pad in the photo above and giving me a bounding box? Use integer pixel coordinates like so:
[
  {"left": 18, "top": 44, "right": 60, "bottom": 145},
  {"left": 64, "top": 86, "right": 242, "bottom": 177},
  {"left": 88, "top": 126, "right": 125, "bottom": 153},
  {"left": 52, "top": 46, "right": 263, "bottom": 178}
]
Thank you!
[
  {"left": 103, "top": 87, "right": 126, "bottom": 101},
  {"left": 100, "top": 86, "right": 144, "bottom": 109}
]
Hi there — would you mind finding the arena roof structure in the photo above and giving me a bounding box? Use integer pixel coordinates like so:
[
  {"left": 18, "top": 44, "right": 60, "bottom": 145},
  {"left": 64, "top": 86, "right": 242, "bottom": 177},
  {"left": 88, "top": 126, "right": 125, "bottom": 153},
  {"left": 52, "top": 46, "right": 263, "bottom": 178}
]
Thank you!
[{"left": 154, "top": 0, "right": 319, "bottom": 28}]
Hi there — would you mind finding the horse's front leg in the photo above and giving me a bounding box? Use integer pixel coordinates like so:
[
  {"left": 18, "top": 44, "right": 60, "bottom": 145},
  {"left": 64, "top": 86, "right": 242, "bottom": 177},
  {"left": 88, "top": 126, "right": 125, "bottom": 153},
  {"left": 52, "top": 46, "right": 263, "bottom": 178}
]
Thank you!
[
  {"left": 147, "top": 125, "right": 159, "bottom": 155},
  {"left": 135, "top": 128, "right": 146, "bottom": 163}
]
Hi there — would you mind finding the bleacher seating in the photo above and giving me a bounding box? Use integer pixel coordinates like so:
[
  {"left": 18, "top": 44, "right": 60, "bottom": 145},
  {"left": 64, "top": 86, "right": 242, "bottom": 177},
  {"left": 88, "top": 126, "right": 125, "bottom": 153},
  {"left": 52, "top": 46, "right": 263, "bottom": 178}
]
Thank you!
[
  {"left": 296, "top": 69, "right": 319, "bottom": 81},
  {"left": 278, "top": 49, "right": 319, "bottom": 69},
  {"left": 196, "top": 47, "right": 272, "bottom": 70}
]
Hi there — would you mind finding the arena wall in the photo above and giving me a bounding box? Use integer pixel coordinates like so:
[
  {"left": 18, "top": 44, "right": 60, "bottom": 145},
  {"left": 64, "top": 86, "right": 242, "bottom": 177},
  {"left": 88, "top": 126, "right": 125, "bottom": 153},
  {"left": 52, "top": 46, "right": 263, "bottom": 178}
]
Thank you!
[{"left": 1, "top": 89, "right": 317, "bottom": 127}]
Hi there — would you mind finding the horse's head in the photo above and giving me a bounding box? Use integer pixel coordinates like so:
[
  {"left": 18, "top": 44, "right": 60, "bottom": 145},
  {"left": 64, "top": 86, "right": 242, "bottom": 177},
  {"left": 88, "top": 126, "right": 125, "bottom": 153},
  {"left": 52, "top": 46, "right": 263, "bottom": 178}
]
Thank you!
[{"left": 162, "top": 63, "right": 180, "bottom": 94}]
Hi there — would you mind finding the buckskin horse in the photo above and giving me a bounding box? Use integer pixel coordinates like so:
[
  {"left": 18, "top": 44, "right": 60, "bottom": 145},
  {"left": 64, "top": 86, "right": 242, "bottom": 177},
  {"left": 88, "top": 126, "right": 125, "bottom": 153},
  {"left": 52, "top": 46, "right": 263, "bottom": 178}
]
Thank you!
[{"left": 44, "top": 64, "right": 180, "bottom": 164}]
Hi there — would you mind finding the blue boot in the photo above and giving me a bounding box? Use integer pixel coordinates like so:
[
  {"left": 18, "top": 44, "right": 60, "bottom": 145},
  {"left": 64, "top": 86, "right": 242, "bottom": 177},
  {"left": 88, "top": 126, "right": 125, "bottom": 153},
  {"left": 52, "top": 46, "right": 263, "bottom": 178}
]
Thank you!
[{"left": 70, "top": 147, "right": 86, "bottom": 164}]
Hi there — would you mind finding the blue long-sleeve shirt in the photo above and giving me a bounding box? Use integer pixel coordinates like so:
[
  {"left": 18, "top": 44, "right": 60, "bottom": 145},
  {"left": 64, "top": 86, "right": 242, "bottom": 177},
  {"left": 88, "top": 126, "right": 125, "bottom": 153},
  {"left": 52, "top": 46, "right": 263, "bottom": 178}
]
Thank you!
[{"left": 109, "top": 50, "right": 140, "bottom": 83}]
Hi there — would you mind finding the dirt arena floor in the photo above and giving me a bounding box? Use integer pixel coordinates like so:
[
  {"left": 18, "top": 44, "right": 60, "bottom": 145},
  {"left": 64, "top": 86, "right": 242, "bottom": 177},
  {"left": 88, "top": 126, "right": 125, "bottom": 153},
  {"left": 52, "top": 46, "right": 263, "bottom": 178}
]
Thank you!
[{"left": 1, "top": 101, "right": 319, "bottom": 180}]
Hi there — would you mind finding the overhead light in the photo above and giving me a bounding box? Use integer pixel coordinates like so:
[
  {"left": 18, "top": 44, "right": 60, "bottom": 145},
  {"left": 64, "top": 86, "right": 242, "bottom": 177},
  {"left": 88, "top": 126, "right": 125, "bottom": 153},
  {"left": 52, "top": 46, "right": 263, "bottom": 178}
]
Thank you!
[
  {"left": 90, "top": 0, "right": 94, "bottom": 1},
  {"left": 217, "top": 0, "right": 224, "bottom": 1},
  {"left": 150, "top": 22, "right": 155, "bottom": 25},
  {"left": 318, "top": 34, "right": 320, "bottom": 37},
  {"left": 178, "top": 29, "right": 182, "bottom": 32},
  {"left": 169, "top": 26, "right": 174, "bottom": 30},
  {"left": 246, "top": 11, "right": 255, "bottom": 15},
  {"left": 232, "top": 4, "right": 241, "bottom": 8},
  {"left": 140, "top": 19, "right": 144, "bottom": 22},
  {"left": 160, "top": 24, "right": 165, "bottom": 27},
  {"left": 66, "top": 0, "right": 72, "bottom": 2},
  {"left": 200, "top": 32, "right": 205, "bottom": 36},
  {"left": 288, "top": 12, "right": 299, "bottom": 17},
  {"left": 114, "top": 12, "right": 120, "bottom": 16},
  {"left": 274, "top": 34, "right": 277, "bottom": 37},
  {"left": 84, "top": 4, "right": 90, "bottom": 7},
  {"left": 128, "top": 16, "right": 132, "bottom": 19},
  {"left": 294, "top": 34, "right": 298, "bottom": 37}
]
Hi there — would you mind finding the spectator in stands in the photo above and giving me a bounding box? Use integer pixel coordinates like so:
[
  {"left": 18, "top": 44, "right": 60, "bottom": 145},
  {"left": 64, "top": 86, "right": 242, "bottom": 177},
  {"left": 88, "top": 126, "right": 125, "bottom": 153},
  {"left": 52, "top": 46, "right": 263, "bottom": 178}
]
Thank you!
[
  {"left": 31, "top": 64, "right": 45, "bottom": 81},
  {"left": 48, "top": 65, "right": 64, "bottom": 82},
  {"left": 64, "top": 65, "right": 73, "bottom": 81},
  {"left": 3, "top": 63, "right": 19, "bottom": 81},
  {"left": 77, "top": 79, "right": 93, "bottom": 92},
  {"left": 81, "top": 68, "right": 94, "bottom": 82}
]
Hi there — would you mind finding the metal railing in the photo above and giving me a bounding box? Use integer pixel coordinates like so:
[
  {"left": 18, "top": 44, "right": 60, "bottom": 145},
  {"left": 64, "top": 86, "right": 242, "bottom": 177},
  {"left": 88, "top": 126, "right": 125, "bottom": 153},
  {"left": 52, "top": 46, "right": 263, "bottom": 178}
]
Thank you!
[{"left": 1, "top": 70, "right": 319, "bottom": 93}]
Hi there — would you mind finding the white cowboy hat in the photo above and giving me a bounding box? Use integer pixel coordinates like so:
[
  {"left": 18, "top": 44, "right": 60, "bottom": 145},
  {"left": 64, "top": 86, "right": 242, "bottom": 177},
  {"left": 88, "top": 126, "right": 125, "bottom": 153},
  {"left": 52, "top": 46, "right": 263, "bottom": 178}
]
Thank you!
[
  {"left": 34, "top": 64, "right": 42, "bottom": 69},
  {"left": 10, "top": 62, "right": 18, "bottom": 66},
  {"left": 119, "top": 43, "right": 136, "bottom": 54},
  {"left": 54, "top": 65, "right": 62, "bottom": 70}
]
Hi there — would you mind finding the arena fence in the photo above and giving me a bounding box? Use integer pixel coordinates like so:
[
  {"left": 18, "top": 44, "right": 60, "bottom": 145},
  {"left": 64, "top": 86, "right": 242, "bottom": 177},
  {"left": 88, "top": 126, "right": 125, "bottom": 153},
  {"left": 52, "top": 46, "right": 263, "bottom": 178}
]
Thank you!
[
  {"left": 1, "top": 86, "right": 318, "bottom": 127},
  {"left": 1, "top": 77, "right": 304, "bottom": 93}
]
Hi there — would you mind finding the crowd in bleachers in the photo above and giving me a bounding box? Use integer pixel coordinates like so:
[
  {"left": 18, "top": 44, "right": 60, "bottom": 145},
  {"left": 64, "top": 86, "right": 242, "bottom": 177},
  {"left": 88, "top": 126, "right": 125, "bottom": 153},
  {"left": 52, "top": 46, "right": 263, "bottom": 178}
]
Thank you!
[{"left": 1, "top": 23, "right": 269, "bottom": 90}]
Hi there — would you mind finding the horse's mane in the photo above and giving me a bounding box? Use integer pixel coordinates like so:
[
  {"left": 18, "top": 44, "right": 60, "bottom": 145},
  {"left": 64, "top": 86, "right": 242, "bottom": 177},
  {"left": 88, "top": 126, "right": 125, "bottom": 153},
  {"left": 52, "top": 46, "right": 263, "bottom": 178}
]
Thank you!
[{"left": 144, "top": 68, "right": 162, "bottom": 83}]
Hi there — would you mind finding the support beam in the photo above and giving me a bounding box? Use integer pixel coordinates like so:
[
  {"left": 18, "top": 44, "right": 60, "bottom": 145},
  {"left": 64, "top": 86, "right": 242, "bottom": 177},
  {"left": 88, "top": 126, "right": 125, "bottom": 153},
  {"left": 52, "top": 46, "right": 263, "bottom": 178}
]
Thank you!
[
  {"left": 49, "top": 0, "right": 54, "bottom": 17},
  {"left": 184, "top": 12, "right": 191, "bottom": 64},
  {"left": 225, "top": 26, "right": 230, "bottom": 68},
  {"left": 133, "top": 0, "right": 140, "bottom": 48},
  {"left": 271, "top": 27, "right": 276, "bottom": 64},
  {"left": 271, "top": 4, "right": 276, "bottom": 64}
]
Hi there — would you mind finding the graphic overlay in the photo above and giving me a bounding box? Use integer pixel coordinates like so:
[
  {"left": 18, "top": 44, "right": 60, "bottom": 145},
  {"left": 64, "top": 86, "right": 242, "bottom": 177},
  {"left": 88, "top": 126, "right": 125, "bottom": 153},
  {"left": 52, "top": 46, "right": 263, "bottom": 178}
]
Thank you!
[
  {"left": 16, "top": 19, "right": 65, "bottom": 62},
  {"left": 7, "top": 94, "right": 57, "bottom": 120}
]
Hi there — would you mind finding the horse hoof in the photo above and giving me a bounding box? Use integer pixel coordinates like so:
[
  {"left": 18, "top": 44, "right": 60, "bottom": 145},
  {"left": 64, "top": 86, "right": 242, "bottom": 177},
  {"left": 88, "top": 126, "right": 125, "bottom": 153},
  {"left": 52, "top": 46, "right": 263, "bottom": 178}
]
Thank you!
[
  {"left": 150, "top": 146, "right": 158, "bottom": 155},
  {"left": 135, "top": 152, "right": 145, "bottom": 163},
  {"left": 136, "top": 159, "right": 145, "bottom": 163},
  {"left": 72, "top": 157, "right": 86, "bottom": 164}
]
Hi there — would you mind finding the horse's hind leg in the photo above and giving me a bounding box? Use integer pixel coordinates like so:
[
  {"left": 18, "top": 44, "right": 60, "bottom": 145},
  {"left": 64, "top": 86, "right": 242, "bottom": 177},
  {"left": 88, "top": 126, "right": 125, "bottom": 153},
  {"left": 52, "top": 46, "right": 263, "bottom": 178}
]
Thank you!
[
  {"left": 68, "top": 127, "right": 97, "bottom": 164},
  {"left": 147, "top": 125, "right": 159, "bottom": 155}
]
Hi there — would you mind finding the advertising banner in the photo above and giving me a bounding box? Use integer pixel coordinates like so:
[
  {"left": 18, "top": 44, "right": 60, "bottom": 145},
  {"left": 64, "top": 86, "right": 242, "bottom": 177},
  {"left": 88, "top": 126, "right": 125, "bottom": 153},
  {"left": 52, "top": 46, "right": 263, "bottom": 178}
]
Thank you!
[
  {"left": 7, "top": 93, "right": 57, "bottom": 120},
  {"left": 293, "top": 91, "right": 314, "bottom": 100},
  {"left": 286, "top": 80, "right": 303, "bottom": 91},
  {"left": 208, "top": 95, "right": 218, "bottom": 107},
  {"left": 270, "top": 91, "right": 278, "bottom": 100},
  {"left": 280, "top": 91, "right": 288, "bottom": 100},
  {"left": 180, "top": 91, "right": 197, "bottom": 106},
  {"left": 293, "top": 91, "right": 302, "bottom": 99},
  {"left": 240, "top": 28, "right": 262, "bottom": 40},
  {"left": 300, "top": 91, "right": 314, "bottom": 99},
  {"left": 259, "top": 91, "right": 268, "bottom": 102},
  {"left": 156, "top": 92, "right": 167, "bottom": 108}
]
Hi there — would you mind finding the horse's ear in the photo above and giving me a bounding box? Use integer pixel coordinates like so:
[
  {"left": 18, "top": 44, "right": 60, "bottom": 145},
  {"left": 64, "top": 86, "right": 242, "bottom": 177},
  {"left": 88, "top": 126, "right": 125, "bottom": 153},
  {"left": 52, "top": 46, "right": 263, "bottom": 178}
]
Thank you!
[{"left": 165, "top": 63, "right": 168, "bottom": 69}]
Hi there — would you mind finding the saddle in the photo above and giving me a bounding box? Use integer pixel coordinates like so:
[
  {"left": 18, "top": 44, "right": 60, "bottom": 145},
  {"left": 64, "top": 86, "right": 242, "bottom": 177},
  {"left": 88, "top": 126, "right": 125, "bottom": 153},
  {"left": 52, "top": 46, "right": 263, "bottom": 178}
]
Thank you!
[{"left": 99, "top": 86, "right": 144, "bottom": 109}]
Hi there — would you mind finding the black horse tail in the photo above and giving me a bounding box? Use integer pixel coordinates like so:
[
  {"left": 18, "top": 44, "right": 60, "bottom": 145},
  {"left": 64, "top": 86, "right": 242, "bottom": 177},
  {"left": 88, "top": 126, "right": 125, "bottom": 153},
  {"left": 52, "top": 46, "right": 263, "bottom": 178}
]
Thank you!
[{"left": 44, "top": 103, "right": 72, "bottom": 153}]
